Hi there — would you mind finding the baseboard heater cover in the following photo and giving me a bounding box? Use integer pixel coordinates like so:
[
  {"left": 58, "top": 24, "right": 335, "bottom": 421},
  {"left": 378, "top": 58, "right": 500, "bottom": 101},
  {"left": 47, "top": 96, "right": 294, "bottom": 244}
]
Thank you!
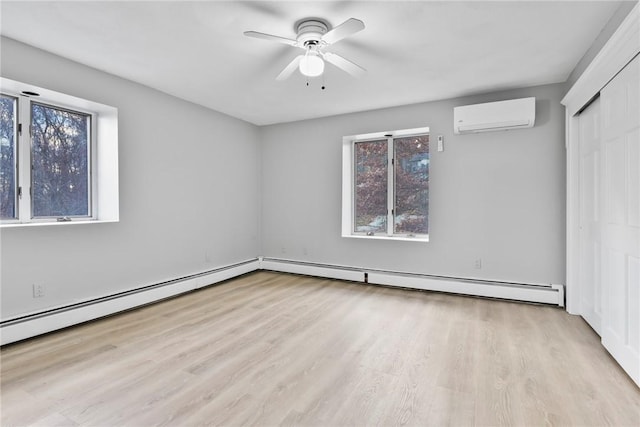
[
  {"left": 0, "top": 259, "right": 259, "bottom": 346},
  {"left": 260, "top": 258, "right": 564, "bottom": 307},
  {"left": 259, "top": 258, "right": 364, "bottom": 282},
  {"left": 2, "top": 257, "right": 564, "bottom": 346},
  {"left": 367, "top": 272, "right": 563, "bottom": 305}
]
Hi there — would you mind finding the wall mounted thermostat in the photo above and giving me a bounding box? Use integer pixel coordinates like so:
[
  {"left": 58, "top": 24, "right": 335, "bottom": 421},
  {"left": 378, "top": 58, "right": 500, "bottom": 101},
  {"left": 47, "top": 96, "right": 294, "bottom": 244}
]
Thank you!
[{"left": 437, "top": 135, "right": 444, "bottom": 152}]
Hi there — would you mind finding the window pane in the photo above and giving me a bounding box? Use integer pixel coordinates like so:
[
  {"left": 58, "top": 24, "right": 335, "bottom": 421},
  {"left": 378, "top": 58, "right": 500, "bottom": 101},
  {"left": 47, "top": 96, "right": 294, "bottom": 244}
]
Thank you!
[
  {"left": 31, "top": 103, "right": 90, "bottom": 217},
  {"left": 354, "top": 139, "right": 388, "bottom": 233},
  {"left": 394, "top": 135, "right": 429, "bottom": 234},
  {"left": 0, "top": 94, "right": 17, "bottom": 219}
]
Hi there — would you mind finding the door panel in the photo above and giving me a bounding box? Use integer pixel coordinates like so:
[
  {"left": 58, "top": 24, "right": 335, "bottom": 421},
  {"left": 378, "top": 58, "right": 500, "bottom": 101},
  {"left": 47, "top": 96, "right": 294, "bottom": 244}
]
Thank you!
[
  {"left": 605, "top": 248, "right": 626, "bottom": 339},
  {"left": 628, "top": 129, "right": 639, "bottom": 228},
  {"left": 600, "top": 54, "right": 640, "bottom": 386},
  {"left": 578, "top": 97, "right": 602, "bottom": 333},
  {"left": 629, "top": 255, "right": 639, "bottom": 352},
  {"left": 605, "top": 138, "right": 626, "bottom": 225}
]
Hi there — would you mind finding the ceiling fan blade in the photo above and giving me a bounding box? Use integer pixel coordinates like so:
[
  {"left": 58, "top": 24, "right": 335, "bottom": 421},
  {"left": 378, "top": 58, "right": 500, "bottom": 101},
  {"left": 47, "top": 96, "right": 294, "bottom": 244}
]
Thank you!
[
  {"left": 276, "top": 55, "right": 303, "bottom": 81},
  {"left": 244, "top": 31, "right": 297, "bottom": 46},
  {"left": 322, "top": 52, "right": 366, "bottom": 78},
  {"left": 321, "top": 18, "right": 364, "bottom": 45}
]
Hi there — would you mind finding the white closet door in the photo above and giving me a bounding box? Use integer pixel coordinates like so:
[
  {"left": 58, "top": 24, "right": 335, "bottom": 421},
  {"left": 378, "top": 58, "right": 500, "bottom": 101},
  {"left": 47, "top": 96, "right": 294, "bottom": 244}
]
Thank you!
[
  {"left": 579, "top": 98, "right": 603, "bottom": 334},
  {"left": 600, "top": 54, "right": 640, "bottom": 386}
]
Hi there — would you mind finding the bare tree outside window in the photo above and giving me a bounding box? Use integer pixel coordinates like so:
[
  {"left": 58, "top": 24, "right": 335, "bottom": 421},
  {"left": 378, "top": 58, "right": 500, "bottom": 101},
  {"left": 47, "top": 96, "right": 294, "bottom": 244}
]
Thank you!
[
  {"left": 31, "top": 103, "right": 90, "bottom": 217},
  {"left": 1, "top": 78, "right": 118, "bottom": 226},
  {"left": 0, "top": 95, "right": 17, "bottom": 219}
]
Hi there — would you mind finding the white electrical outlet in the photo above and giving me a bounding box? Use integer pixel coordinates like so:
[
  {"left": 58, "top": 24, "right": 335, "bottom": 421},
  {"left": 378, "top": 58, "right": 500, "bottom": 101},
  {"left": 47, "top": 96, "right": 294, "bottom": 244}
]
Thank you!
[
  {"left": 474, "top": 259, "right": 482, "bottom": 269},
  {"left": 32, "top": 284, "right": 45, "bottom": 298}
]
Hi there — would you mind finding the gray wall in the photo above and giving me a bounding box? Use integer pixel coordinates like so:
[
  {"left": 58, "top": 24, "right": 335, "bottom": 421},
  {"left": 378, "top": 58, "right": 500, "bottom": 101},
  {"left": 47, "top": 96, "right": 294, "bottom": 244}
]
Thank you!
[
  {"left": 260, "top": 84, "right": 566, "bottom": 285},
  {"left": 0, "top": 37, "right": 568, "bottom": 321},
  {"left": 0, "top": 37, "right": 262, "bottom": 319}
]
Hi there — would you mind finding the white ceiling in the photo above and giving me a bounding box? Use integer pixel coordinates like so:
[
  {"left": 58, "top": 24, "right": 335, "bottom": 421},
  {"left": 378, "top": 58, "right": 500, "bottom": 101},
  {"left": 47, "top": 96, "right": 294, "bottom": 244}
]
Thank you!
[{"left": 0, "top": 1, "right": 624, "bottom": 125}]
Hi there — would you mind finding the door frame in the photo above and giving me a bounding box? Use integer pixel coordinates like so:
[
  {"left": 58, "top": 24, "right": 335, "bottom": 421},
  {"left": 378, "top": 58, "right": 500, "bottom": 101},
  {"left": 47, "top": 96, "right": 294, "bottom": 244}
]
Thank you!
[{"left": 561, "top": 3, "right": 639, "bottom": 315}]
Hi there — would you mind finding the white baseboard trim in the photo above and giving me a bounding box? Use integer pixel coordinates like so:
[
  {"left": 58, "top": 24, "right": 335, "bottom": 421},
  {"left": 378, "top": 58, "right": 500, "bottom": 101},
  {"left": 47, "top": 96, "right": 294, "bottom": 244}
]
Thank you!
[
  {"left": 1, "top": 257, "right": 565, "bottom": 346},
  {"left": 0, "top": 259, "right": 259, "bottom": 346},
  {"left": 261, "top": 258, "right": 564, "bottom": 307}
]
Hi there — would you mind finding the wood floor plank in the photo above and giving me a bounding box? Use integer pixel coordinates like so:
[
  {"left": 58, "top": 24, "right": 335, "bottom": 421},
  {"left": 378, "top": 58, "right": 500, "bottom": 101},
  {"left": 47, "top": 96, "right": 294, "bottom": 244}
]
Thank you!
[{"left": 1, "top": 271, "right": 639, "bottom": 426}]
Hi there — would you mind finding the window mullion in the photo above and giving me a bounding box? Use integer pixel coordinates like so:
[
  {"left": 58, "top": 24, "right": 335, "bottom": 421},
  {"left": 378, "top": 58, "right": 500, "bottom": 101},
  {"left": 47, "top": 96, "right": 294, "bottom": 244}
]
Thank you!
[
  {"left": 89, "top": 114, "right": 96, "bottom": 218},
  {"left": 17, "top": 96, "right": 32, "bottom": 222},
  {"left": 386, "top": 137, "right": 394, "bottom": 236},
  {"left": 351, "top": 140, "right": 357, "bottom": 234}
]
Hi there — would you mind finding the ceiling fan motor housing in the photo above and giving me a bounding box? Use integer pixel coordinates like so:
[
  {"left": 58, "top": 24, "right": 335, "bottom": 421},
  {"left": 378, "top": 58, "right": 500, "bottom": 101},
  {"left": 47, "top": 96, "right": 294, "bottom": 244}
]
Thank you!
[{"left": 296, "top": 20, "right": 328, "bottom": 46}]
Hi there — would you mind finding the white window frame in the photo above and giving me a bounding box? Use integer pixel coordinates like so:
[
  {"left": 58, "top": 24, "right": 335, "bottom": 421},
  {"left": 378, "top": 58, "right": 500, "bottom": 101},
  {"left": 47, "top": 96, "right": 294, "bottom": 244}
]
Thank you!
[
  {"left": 0, "top": 93, "right": 19, "bottom": 221},
  {"left": 342, "top": 126, "right": 430, "bottom": 242},
  {"left": 22, "top": 99, "right": 95, "bottom": 222},
  {"left": 0, "top": 77, "right": 119, "bottom": 227}
]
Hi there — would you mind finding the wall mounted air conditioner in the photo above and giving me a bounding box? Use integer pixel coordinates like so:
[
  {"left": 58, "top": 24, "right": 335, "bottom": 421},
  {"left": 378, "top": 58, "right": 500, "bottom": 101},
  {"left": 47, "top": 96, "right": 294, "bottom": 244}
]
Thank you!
[{"left": 453, "top": 97, "right": 535, "bottom": 134}]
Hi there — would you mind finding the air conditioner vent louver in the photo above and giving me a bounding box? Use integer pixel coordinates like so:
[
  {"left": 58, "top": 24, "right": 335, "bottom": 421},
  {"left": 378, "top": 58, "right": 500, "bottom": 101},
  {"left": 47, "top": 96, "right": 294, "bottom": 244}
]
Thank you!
[{"left": 454, "top": 97, "right": 535, "bottom": 134}]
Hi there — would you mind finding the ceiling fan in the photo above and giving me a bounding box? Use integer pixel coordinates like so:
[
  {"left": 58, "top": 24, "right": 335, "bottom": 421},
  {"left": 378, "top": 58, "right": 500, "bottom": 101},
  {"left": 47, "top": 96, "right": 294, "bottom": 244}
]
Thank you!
[{"left": 244, "top": 18, "right": 366, "bottom": 80}]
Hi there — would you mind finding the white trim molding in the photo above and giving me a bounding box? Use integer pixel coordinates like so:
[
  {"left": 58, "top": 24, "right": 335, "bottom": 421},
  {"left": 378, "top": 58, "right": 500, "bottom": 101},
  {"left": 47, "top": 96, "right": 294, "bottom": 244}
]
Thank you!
[
  {"left": 562, "top": 3, "right": 640, "bottom": 314},
  {"left": 562, "top": 3, "right": 640, "bottom": 116}
]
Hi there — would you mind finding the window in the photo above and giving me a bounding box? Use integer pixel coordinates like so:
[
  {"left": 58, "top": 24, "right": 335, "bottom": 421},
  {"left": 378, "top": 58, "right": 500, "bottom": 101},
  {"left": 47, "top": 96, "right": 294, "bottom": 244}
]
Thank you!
[
  {"left": 0, "top": 94, "right": 17, "bottom": 219},
  {"left": 31, "top": 102, "right": 91, "bottom": 218},
  {"left": 342, "top": 127, "right": 429, "bottom": 241},
  {"left": 0, "top": 77, "right": 119, "bottom": 226}
]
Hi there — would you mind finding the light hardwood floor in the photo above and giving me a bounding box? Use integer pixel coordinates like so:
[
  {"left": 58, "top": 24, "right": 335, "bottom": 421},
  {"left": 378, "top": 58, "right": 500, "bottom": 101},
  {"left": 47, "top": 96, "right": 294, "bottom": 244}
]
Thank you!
[{"left": 1, "top": 271, "right": 639, "bottom": 426}]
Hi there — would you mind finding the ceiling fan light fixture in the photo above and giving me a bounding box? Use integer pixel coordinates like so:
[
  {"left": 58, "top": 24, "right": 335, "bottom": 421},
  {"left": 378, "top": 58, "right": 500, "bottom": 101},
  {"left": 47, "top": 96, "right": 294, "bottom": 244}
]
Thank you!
[
  {"left": 245, "top": 17, "right": 366, "bottom": 81},
  {"left": 299, "top": 53, "right": 324, "bottom": 77}
]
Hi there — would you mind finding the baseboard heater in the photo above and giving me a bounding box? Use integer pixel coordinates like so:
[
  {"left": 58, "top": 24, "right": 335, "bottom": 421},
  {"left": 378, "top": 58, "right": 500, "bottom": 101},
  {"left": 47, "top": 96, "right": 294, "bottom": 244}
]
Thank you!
[
  {"left": 259, "top": 257, "right": 564, "bottom": 307},
  {"left": 1, "top": 257, "right": 564, "bottom": 346},
  {"left": 0, "top": 259, "right": 260, "bottom": 346}
]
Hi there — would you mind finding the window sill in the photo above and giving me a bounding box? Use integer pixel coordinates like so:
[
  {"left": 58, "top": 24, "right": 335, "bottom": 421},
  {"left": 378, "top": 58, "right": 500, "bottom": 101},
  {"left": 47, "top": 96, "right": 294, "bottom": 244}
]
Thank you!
[
  {"left": 0, "top": 219, "right": 118, "bottom": 228},
  {"left": 343, "top": 234, "right": 429, "bottom": 242}
]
